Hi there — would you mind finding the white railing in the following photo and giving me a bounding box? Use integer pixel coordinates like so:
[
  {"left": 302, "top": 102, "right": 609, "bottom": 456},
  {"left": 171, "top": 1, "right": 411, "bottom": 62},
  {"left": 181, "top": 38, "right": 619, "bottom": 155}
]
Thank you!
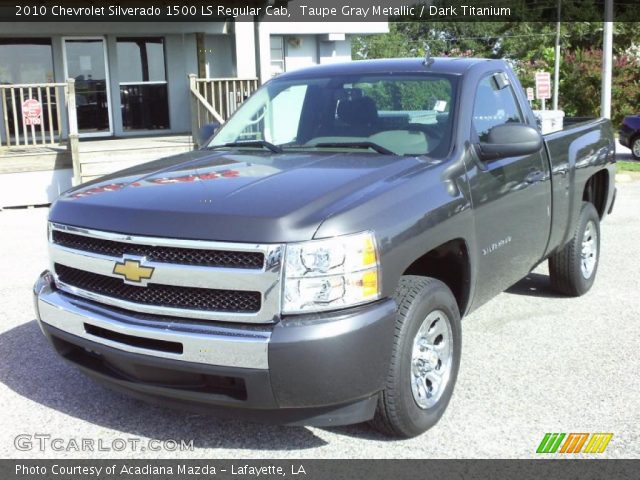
[
  {"left": 188, "top": 74, "right": 259, "bottom": 147},
  {"left": 0, "top": 79, "right": 80, "bottom": 182}
]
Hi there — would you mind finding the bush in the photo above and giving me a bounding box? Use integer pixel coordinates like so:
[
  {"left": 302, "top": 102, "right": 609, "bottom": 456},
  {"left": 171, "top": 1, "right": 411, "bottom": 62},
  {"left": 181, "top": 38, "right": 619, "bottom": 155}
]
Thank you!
[{"left": 515, "top": 49, "right": 640, "bottom": 126}]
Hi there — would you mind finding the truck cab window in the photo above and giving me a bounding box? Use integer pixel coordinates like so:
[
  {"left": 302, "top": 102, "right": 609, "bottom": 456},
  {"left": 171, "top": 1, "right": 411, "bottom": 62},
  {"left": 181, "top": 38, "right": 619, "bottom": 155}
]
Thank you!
[
  {"left": 208, "top": 74, "right": 457, "bottom": 157},
  {"left": 472, "top": 74, "right": 524, "bottom": 141},
  {"left": 213, "top": 84, "right": 307, "bottom": 146}
]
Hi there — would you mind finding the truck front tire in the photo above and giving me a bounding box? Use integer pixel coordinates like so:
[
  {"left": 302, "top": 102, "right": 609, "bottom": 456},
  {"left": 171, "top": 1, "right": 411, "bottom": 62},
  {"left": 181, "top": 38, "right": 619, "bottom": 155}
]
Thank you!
[
  {"left": 371, "top": 276, "right": 461, "bottom": 438},
  {"left": 549, "top": 201, "right": 601, "bottom": 296}
]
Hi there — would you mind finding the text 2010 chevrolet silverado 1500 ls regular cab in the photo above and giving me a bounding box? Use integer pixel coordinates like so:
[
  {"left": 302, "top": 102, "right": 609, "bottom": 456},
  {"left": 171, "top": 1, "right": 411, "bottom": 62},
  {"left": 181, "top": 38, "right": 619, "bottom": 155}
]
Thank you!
[{"left": 34, "top": 58, "right": 616, "bottom": 437}]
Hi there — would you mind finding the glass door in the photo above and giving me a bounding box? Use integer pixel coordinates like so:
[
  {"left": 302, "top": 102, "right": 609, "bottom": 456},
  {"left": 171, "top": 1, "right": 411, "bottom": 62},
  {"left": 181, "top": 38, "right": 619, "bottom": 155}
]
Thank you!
[{"left": 63, "top": 37, "right": 112, "bottom": 137}]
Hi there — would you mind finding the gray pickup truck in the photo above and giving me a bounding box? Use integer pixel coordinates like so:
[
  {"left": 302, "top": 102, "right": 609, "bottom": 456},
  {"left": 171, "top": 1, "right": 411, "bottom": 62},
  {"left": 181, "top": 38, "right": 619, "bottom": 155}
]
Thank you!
[{"left": 34, "top": 58, "right": 616, "bottom": 438}]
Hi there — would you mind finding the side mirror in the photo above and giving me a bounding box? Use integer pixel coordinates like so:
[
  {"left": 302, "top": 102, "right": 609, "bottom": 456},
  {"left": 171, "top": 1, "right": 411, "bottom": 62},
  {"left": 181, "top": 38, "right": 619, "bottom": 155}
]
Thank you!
[
  {"left": 477, "top": 124, "right": 542, "bottom": 161},
  {"left": 197, "top": 122, "right": 220, "bottom": 148}
]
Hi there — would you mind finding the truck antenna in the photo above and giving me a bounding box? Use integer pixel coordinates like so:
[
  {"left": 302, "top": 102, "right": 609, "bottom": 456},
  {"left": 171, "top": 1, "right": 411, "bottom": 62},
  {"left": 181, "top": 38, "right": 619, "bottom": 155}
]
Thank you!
[{"left": 423, "top": 46, "right": 435, "bottom": 67}]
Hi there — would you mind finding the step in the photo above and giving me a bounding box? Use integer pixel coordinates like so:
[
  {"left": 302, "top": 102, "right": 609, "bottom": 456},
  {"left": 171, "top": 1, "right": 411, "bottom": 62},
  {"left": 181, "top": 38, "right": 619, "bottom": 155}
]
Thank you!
[
  {"left": 80, "top": 146, "right": 193, "bottom": 178},
  {"left": 0, "top": 149, "right": 71, "bottom": 174}
]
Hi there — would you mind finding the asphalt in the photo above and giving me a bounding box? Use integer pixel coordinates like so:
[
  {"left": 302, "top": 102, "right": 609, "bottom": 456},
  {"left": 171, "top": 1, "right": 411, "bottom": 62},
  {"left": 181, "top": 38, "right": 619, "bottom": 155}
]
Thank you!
[{"left": 0, "top": 179, "right": 638, "bottom": 459}]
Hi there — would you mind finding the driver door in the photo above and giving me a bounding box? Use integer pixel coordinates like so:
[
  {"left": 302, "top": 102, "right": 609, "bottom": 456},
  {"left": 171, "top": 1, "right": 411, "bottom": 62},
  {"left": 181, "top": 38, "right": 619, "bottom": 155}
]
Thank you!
[{"left": 467, "top": 72, "right": 552, "bottom": 307}]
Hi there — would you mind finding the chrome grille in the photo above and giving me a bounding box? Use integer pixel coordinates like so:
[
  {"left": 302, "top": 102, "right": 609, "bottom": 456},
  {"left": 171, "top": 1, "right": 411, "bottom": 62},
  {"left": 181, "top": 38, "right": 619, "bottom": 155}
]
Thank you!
[
  {"left": 55, "top": 264, "right": 261, "bottom": 313},
  {"left": 48, "top": 223, "right": 283, "bottom": 324},
  {"left": 52, "top": 230, "right": 264, "bottom": 269}
]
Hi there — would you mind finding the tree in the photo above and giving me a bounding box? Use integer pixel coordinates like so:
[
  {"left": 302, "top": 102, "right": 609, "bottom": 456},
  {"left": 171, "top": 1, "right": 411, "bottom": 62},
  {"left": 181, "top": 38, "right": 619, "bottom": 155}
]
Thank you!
[{"left": 353, "top": 21, "right": 640, "bottom": 124}]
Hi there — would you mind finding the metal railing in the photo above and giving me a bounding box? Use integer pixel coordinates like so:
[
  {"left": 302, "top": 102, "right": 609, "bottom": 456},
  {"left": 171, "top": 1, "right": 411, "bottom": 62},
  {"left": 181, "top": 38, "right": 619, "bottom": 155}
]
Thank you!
[{"left": 188, "top": 74, "right": 259, "bottom": 147}]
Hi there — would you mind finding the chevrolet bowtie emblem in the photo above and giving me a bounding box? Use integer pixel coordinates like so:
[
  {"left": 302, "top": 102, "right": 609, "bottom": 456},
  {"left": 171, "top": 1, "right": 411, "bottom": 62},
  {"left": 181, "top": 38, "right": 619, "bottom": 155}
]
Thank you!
[{"left": 113, "top": 258, "right": 154, "bottom": 284}]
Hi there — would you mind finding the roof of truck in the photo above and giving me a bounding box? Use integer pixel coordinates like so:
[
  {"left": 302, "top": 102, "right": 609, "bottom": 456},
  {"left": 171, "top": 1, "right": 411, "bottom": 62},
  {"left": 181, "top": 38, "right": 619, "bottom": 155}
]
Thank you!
[{"left": 276, "top": 57, "right": 499, "bottom": 79}]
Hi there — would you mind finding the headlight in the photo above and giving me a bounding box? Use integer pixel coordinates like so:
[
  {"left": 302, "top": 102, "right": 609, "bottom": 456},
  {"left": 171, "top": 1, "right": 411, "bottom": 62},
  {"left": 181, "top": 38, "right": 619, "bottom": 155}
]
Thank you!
[{"left": 282, "top": 231, "right": 380, "bottom": 314}]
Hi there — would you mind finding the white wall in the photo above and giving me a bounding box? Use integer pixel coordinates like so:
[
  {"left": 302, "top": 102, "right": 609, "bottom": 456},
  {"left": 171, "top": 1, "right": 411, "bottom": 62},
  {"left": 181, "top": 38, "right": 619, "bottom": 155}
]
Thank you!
[
  {"left": 233, "top": 20, "right": 257, "bottom": 78},
  {"left": 282, "top": 35, "right": 318, "bottom": 72},
  {"left": 167, "top": 34, "right": 198, "bottom": 134},
  {"left": 0, "top": 169, "right": 72, "bottom": 208},
  {"left": 262, "top": 22, "right": 388, "bottom": 35},
  {"left": 319, "top": 38, "right": 353, "bottom": 65},
  {"left": 256, "top": 22, "right": 387, "bottom": 82}
]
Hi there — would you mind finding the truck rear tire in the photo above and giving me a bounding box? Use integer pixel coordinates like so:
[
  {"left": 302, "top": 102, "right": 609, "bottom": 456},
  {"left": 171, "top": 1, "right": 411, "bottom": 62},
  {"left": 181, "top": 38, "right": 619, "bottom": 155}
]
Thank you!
[
  {"left": 371, "top": 276, "right": 461, "bottom": 438},
  {"left": 549, "top": 201, "right": 601, "bottom": 296}
]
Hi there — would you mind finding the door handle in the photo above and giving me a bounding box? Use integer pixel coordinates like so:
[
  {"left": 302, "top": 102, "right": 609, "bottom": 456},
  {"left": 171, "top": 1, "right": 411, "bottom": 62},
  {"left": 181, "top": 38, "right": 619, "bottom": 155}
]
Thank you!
[{"left": 525, "top": 170, "right": 545, "bottom": 184}]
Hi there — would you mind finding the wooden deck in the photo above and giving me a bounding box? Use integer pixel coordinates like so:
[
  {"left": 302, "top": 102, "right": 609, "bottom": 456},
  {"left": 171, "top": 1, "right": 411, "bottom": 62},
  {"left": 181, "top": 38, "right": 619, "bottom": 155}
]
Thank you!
[
  {"left": 75, "top": 135, "right": 194, "bottom": 182},
  {"left": 0, "top": 144, "right": 71, "bottom": 175},
  {"left": 0, "top": 134, "right": 194, "bottom": 179},
  {"left": 78, "top": 134, "right": 193, "bottom": 154},
  {"left": 0, "top": 134, "right": 195, "bottom": 207}
]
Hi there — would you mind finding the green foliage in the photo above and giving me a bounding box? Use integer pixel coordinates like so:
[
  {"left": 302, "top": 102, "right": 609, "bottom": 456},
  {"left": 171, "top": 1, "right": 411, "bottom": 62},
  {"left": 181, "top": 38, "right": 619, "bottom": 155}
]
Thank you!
[
  {"left": 616, "top": 161, "right": 640, "bottom": 172},
  {"left": 353, "top": 22, "right": 640, "bottom": 126},
  {"left": 611, "top": 54, "right": 640, "bottom": 124},
  {"left": 356, "top": 79, "right": 452, "bottom": 111}
]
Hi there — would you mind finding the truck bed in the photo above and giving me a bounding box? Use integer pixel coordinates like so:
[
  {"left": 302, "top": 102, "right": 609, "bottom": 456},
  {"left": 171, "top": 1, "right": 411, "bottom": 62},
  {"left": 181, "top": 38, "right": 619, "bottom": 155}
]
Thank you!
[{"left": 542, "top": 117, "right": 615, "bottom": 255}]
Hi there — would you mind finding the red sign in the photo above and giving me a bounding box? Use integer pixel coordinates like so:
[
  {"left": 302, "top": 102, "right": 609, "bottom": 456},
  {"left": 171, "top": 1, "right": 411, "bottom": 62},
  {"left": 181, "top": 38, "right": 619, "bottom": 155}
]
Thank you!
[
  {"left": 535, "top": 72, "right": 551, "bottom": 100},
  {"left": 22, "top": 98, "right": 42, "bottom": 125}
]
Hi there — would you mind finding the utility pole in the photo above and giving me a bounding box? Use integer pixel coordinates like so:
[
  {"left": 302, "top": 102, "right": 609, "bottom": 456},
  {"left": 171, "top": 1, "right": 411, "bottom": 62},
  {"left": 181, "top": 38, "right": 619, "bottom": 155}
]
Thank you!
[
  {"left": 601, "top": 0, "right": 613, "bottom": 119},
  {"left": 552, "top": 0, "right": 561, "bottom": 110}
]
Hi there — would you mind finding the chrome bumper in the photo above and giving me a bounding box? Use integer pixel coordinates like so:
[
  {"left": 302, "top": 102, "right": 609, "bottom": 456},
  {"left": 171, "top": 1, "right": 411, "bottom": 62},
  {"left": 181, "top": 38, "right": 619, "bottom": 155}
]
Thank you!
[{"left": 34, "top": 271, "right": 270, "bottom": 369}]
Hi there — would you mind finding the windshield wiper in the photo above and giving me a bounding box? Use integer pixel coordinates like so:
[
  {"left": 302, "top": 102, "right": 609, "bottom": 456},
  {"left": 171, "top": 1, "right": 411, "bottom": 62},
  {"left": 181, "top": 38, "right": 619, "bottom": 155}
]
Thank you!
[
  {"left": 312, "top": 141, "right": 396, "bottom": 155},
  {"left": 207, "top": 140, "right": 282, "bottom": 153}
]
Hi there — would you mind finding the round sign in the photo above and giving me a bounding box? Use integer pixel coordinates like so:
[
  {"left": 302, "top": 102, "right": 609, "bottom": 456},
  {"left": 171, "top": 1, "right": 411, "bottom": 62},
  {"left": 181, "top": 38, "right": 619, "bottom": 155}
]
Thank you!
[{"left": 22, "top": 98, "right": 42, "bottom": 123}]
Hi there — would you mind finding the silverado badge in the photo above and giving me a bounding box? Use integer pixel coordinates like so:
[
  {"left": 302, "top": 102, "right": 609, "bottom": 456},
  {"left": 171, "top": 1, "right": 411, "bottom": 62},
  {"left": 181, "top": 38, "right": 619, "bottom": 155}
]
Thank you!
[{"left": 113, "top": 258, "right": 154, "bottom": 285}]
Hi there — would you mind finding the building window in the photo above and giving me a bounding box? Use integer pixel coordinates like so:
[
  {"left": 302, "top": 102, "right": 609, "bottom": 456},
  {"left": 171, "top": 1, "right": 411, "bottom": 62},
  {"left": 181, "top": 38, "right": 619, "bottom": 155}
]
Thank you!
[
  {"left": 0, "top": 38, "right": 54, "bottom": 84},
  {"left": 270, "top": 36, "right": 285, "bottom": 77},
  {"left": 204, "top": 35, "right": 236, "bottom": 78},
  {"left": 116, "top": 37, "right": 169, "bottom": 131},
  {"left": 0, "top": 38, "right": 57, "bottom": 139}
]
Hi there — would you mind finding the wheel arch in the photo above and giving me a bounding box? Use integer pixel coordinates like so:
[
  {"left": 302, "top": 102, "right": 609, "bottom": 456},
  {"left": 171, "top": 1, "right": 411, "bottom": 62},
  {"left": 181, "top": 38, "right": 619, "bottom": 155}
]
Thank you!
[
  {"left": 401, "top": 238, "right": 471, "bottom": 316},
  {"left": 582, "top": 169, "right": 610, "bottom": 219}
]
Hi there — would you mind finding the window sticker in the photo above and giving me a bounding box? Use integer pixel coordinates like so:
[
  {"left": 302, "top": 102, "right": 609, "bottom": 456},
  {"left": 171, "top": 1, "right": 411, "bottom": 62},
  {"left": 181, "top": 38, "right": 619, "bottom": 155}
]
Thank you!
[{"left": 434, "top": 100, "right": 447, "bottom": 112}]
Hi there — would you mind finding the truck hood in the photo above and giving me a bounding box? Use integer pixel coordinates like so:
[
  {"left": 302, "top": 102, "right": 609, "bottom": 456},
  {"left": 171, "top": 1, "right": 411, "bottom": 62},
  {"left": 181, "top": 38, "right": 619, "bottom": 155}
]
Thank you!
[{"left": 50, "top": 149, "right": 424, "bottom": 242}]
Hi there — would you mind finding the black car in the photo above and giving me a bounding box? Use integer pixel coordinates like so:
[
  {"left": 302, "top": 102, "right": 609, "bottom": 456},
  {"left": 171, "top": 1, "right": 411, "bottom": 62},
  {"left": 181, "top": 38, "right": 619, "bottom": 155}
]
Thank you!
[{"left": 619, "top": 115, "right": 640, "bottom": 159}]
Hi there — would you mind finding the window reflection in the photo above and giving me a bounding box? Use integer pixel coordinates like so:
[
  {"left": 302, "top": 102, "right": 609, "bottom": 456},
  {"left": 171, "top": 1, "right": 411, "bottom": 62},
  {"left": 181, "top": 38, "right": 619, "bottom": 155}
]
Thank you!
[
  {"left": 117, "top": 37, "right": 169, "bottom": 131},
  {"left": 117, "top": 37, "right": 166, "bottom": 83},
  {"left": 120, "top": 84, "right": 169, "bottom": 130},
  {"left": 64, "top": 39, "right": 110, "bottom": 134},
  {"left": 0, "top": 38, "right": 54, "bottom": 84}
]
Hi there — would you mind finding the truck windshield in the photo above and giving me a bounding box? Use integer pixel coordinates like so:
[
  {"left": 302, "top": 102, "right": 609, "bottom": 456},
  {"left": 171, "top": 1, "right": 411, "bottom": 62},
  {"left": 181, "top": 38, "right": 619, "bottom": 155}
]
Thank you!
[{"left": 207, "top": 73, "right": 458, "bottom": 157}]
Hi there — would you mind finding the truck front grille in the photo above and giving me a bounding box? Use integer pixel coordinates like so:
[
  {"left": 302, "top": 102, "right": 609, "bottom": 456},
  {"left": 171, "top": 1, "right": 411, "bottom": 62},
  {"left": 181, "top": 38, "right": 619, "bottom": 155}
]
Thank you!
[
  {"left": 48, "top": 223, "right": 283, "bottom": 323},
  {"left": 55, "top": 264, "right": 261, "bottom": 313},
  {"left": 52, "top": 230, "right": 264, "bottom": 269}
]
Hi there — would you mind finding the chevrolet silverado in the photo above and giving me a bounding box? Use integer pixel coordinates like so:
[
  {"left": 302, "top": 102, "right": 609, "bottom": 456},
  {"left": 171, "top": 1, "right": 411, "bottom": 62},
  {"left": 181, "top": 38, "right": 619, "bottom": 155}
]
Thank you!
[{"left": 34, "top": 58, "right": 616, "bottom": 437}]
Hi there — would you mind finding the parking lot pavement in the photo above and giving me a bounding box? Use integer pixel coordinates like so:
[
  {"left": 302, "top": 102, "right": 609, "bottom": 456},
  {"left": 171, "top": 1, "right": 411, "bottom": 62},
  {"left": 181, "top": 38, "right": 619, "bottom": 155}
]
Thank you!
[{"left": 1, "top": 181, "right": 638, "bottom": 460}]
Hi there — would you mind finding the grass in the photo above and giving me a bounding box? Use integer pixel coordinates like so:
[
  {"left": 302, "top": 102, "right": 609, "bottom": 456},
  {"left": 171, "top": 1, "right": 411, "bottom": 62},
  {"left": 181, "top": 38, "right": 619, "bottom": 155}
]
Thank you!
[{"left": 616, "top": 161, "right": 640, "bottom": 172}]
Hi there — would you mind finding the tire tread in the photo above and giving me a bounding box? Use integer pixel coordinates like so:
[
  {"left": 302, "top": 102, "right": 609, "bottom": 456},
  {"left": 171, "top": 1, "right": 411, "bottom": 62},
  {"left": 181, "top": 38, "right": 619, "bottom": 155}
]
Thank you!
[
  {"left": 549, "top": 201, "right": 600, "bottom": 296},
  {"left": 371, "top": 275, "right": 437, "bottom": 436}
]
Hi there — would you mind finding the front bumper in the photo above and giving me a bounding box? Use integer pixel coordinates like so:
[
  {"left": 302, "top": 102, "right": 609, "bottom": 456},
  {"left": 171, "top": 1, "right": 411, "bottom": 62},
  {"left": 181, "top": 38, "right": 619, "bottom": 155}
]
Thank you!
[{"left": 34, "top": 271, "right": 396, "bottom": 426}]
